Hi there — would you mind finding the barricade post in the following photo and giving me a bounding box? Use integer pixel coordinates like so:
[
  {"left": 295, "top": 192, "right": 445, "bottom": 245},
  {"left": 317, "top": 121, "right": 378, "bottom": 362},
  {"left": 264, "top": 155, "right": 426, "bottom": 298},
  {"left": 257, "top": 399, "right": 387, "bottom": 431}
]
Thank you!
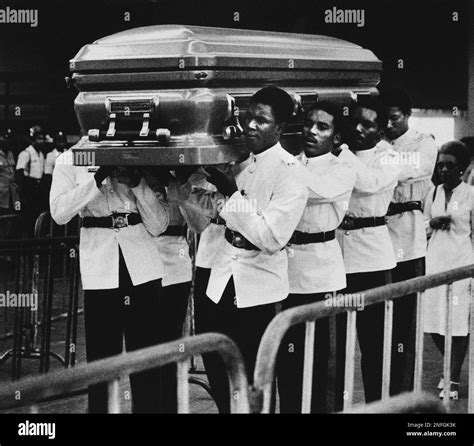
[{"left": 253, "top": 265, "right": 474, "bottom": 414}]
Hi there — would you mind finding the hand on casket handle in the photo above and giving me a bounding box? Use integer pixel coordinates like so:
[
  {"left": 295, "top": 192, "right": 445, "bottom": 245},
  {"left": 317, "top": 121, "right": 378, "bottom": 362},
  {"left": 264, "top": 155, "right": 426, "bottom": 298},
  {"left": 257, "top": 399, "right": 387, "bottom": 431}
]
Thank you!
[
  {"left": 142, "top": 166, "right": 172, "bottom": 190},
  {"left": 112, "top": 166, "right": 143, "bottom": 188},
  {"left": 203, "top": 166, "right": 238, "bottom": 197},
  {"left": 94, "top": 166, "right": 115, "bottom": 188},
  {"left": 174, "top": 166, "right": 199, "bottom": 185}
]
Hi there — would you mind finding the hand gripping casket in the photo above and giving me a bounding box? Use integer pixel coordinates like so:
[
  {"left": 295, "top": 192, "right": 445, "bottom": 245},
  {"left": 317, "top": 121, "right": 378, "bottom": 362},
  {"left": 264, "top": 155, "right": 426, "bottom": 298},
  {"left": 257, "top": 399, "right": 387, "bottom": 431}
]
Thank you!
[{"left": 69, "top": 24, "right": 382, "bottom": 166}]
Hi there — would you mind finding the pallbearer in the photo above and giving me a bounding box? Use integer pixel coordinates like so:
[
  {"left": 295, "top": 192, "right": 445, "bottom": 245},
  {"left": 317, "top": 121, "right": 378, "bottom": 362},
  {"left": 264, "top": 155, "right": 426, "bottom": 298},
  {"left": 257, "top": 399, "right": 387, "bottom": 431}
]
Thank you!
[
  {"left": 50, "top": 154, "right": 170, "bottom": 413},
  {"left": 380, "top": 88, "right": 438, "bottom": 395},
  {"left": 277, "top": 102, "right": 355, "bottom": 413},
  {"left": 334, "top": 98, "right": 399, "bottom": 409},
  {"left": 195, "top": 87, "right": 308, "bottom": 413}
]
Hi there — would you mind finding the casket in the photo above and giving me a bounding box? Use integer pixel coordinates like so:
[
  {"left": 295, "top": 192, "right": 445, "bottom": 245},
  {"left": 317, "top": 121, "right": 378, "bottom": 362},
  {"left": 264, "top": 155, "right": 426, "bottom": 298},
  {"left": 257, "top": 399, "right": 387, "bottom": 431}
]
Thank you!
[{"left": 69, "top": 24, "right": 382, "bottom": 166}]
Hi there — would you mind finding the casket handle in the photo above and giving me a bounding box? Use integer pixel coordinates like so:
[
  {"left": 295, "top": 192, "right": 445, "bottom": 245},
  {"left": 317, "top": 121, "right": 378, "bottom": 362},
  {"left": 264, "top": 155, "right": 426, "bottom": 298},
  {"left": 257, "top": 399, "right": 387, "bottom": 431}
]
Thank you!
[{"left": 106, "top": 113, "right": 117, "bottom": 138}]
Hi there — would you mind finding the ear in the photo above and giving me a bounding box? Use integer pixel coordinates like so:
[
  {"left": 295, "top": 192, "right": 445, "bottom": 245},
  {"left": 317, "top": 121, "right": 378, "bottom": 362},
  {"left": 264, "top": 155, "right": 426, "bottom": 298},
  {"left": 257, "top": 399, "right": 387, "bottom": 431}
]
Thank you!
[
  {"left": 276, "top": 121, "right": 286, "bottom": 137},
  {"left": 333, "top": 132, "right": 342, "bottom": 147}
]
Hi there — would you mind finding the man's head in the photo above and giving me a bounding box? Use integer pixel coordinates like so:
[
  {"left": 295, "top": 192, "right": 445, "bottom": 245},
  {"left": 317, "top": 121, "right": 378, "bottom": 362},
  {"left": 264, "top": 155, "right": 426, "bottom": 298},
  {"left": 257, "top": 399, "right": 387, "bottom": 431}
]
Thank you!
[
  {"left": 379, "top": 88, "right": 412, "bottom": 140},
  {"left": 302, "top": 101, "right": 343, "bottom": 157},
  {"left": 54, "top": 131, "right": 68, "bottom": 152},
  {"left": 347, "top": 98, "right": 386, "bottom": 151},
  {"left": 244, "top": 86, "right": 294, "bottom": 154},
  {"left": 30, "top": 125, "right": 46, "bottom": 152}
]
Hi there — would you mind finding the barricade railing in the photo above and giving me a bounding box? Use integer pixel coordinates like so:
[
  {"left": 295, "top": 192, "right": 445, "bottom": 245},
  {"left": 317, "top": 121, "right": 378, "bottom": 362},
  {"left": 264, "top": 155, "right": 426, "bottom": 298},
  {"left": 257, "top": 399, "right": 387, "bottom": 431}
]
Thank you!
[
  {"left": 0, "top": 333, "right": 250, "bottom": 414},
  {"left": 0, "top": 236, "right": 80, "bottom": 378},
  {"left": 346, "top": 391, "right": 446, "bottom": 414},
  {"left": 0, "top": 214, "right": 24, "bottom": 338},
  {"left": 252, "top": 264, "right": 474, "bottom": 414}
]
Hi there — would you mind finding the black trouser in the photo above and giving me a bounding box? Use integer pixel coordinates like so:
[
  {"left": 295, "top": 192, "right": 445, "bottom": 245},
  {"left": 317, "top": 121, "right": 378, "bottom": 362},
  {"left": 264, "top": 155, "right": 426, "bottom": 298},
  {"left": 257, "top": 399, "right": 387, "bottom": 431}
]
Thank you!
[
  {"left": 277, "top": 292, "right": 329, "bottom": 413},
  {"left": 84, "top": 251, "right": 189, "bottom": 413},
  {"left": 335, "top": 270, "right": 391, "bottom": 411},
  {"left": 194, "top": 268, "right": 276, "bottom": 413},
  {"left": 20, "top": 177, "right": 43, "bottom": 237},
  {"left": 390, "top": 257, "right": 425, "bottom": 395}
]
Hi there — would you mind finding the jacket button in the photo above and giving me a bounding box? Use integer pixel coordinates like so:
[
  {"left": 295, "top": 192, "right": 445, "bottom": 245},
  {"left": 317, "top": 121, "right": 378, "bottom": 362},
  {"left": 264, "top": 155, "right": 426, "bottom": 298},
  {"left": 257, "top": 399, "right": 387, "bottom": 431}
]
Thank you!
[{"left": 232, "top": 255, "right": 238, "bottom": 260}]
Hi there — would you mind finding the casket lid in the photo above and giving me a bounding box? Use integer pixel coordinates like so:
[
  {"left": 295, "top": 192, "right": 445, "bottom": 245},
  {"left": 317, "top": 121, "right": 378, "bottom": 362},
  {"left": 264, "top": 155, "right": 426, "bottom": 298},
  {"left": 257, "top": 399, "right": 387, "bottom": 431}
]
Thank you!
[{"left": 70, "top": 24, "right": 381, "bottom": 72}]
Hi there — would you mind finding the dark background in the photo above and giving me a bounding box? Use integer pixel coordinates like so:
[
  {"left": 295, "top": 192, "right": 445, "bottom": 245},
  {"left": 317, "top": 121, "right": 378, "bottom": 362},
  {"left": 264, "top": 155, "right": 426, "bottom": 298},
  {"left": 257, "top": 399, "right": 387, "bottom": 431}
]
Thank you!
[{"left": 0, "top": 0, "right": 469, "bottom": 135}]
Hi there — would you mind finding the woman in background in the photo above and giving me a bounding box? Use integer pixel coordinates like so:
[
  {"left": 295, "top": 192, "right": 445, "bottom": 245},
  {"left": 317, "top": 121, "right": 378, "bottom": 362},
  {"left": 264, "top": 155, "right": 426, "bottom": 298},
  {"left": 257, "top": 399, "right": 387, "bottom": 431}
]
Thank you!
[{"left": 423, "top": 140, "right": 473, "bottom": 400}]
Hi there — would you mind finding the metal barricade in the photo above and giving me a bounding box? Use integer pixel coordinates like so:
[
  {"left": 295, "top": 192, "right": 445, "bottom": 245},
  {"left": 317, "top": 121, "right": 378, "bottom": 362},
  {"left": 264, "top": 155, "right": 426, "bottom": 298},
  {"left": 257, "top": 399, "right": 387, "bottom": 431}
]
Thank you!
[
  {"left": 252, "top": 264, "right": 474, "bottom": 414},
  {"left": 0, "top": 333, "right": 250, "bottom": 414},
  {"left": 346, "top": 391, "right": 446, "bottom": 414},
  {"left": 0, "top": 236, "right": 80, "bottom": 379},
  {"left": 0, "top": 214, "right": 23, "bottom": 338}
]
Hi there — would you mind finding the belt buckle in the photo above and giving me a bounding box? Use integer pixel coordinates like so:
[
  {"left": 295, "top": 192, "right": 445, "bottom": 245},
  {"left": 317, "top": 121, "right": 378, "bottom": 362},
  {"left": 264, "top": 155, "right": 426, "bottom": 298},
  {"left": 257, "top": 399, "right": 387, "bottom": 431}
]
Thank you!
[
  {"left": 232, "top": 232, "right": 245, "bottom": 249},
  {"left": 342, "top": 216, "right": 355, "bottom": 231},
  {"left": 112, "top": 214, "right": 128, "bottom": 229}
]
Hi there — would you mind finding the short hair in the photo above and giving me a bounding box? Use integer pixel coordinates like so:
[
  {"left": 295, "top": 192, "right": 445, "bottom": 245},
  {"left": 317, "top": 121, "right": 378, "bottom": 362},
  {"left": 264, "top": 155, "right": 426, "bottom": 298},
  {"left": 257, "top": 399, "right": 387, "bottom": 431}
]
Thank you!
[
  {"left": 250, "top": 87, "right": 294, "bottom": 124},
  {"left": 439, "top": 140, "right": 471, "bottom": 171},
  {"left": 305, "top": 101, "right": 344, "bottom": 134},
  {"left": 29, "top": 125, "right": 45, "bottom": 140},
  {"left": 379, "top": 88, "right": 412, "bottom": 115},
  {"left": 460, "top": 137, "right": 474, "bottom": 160},
  {"left": 350, "top": 96, "right": 388, "bottom": 129}
]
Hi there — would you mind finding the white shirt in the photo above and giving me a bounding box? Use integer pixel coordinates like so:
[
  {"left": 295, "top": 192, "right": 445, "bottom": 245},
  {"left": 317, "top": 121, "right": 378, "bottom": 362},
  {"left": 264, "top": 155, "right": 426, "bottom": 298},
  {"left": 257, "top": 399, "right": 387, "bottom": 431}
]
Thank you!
[
  {"left": 44, "top": 149, "right": 62, "bottom": 175},
  {"left": 386, "top": 128, "right": 438, "bottom": 262},
  {"left": 337, "top": 141, "right": 399, "bottom": 274},
  {"left": 16, "top": 145, "right": 45, "bottom": 179},
  {"left": 154, "top": 178, "right": 194, "bottom": 287},
  {"left": 50, "top": 149, "right": 169, "bottom": 290},
  {"left": 287, "top": 152, "right": 356, "bottom": 294},
  {"left": 207, "top": 143, "right": 308, "bottom": 308},
  {"left": 175, "top": 167, "right": 254, "bottom": 271}
]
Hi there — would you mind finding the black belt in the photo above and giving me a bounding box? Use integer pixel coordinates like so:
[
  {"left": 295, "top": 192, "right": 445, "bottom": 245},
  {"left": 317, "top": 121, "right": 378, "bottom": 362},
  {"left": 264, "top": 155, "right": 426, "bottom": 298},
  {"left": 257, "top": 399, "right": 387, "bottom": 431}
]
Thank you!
[
  {"left": 224, "top": 228, "right": 260, "bottom": 251},
  {"left": 340, "top": 216, "right": 386, "bottom": 231},
  {"left": 210, "top": 217, "right": 225, "bottom": 225},
  {"left": 386, "top": 201, "right": 422, "bottom": 216},
  {"left": 161, "top": 225, "right": 187, "bottom": 237},
  {"left": 288, "top": 230, "right": 336, "bottom": 245},
  {"left": 82, "top": 213, "right": 142, "bottom": 229}
]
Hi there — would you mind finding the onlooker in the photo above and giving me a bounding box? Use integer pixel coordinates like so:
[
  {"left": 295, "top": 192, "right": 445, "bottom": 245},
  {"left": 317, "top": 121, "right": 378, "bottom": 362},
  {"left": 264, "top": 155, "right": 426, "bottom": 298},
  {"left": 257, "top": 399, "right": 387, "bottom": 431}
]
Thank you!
[
  {"left": 0, "top": 134, "right": 19, "bottom": 216},
  {"left": 43, "top": 131, "right": 68, "bottom": 211},
  {"left": 460, "top": 137, "right": 474, "bottom": 185},
  {"left": 16, "top": 125, "right": 46, "bottom": 236},
  {"left": 423, "top": 140, "right": 473, "bottom": 400},
  {"left": 0, "top": 134, "right": 20, "bottom": 242}
]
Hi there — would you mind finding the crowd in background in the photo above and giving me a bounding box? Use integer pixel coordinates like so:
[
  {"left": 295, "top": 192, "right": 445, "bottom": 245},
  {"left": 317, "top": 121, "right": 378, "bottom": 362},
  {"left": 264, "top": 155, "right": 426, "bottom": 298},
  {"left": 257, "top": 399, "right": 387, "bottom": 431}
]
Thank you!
[{"left": 0, "top": 126, "right": 69, "bottom": 237}]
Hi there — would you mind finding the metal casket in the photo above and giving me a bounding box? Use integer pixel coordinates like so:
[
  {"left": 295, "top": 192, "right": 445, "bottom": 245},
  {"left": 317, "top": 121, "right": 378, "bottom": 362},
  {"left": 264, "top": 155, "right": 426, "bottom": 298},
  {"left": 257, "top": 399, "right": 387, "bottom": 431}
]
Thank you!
[{"left": 69, "top": 24, "right": 382, "bottom": 166}]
